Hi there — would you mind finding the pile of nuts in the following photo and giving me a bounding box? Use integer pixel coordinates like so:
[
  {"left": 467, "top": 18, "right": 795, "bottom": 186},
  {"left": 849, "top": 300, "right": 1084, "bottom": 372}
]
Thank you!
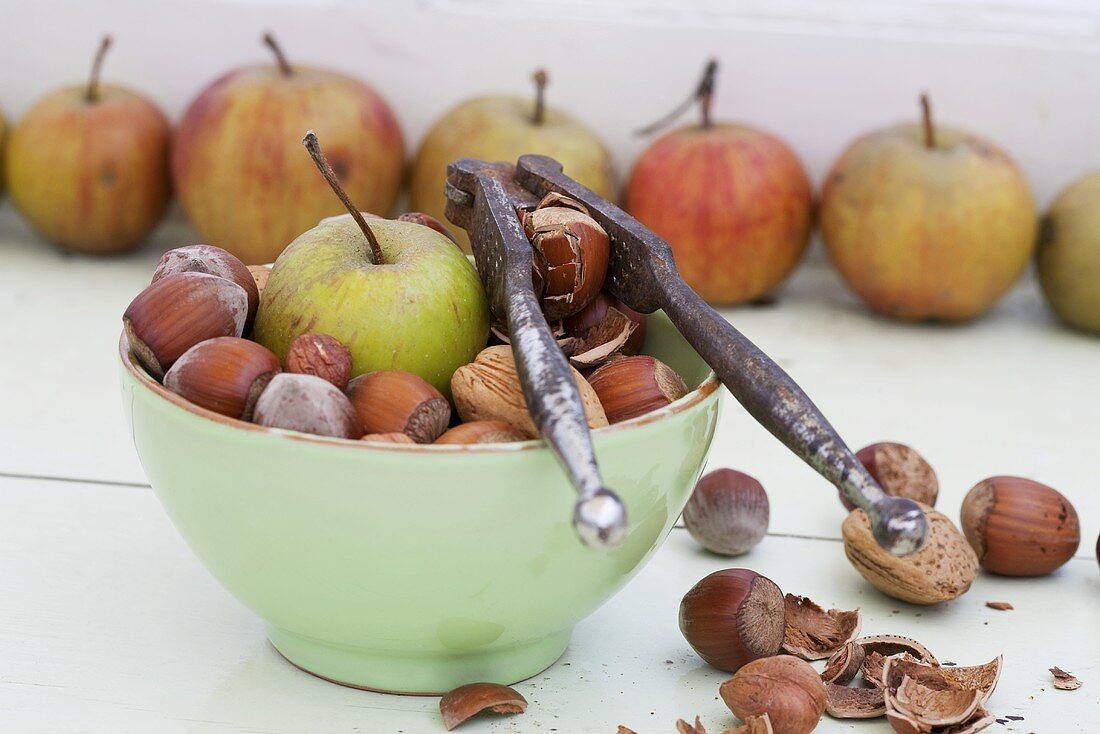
[
  {"left": 122, "top": 196, "right": 693, "bottom": 445},
  {"left": 669, "top": 567, "right": 1004, "bottom": 734}
]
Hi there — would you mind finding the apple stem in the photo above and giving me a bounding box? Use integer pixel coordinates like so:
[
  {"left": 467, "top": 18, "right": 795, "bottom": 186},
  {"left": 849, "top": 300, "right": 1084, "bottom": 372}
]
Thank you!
[
  {"left": 303, "top": 131, "right": 385, "bottom": 265},
  {"left": 532, "top": 69, "right": 548, "bottom": 125},
  {"left": 263, "top": 32, "right": 293, "bottom": 77},
  {"left": 920, "top": 92, "right": 936, "bottom": 149},
  {"left": 635, "top": 58, "right": 719, "bottom": 136},
  {"left": 85, "top": 35, "right": 113, "bottom": 103}
]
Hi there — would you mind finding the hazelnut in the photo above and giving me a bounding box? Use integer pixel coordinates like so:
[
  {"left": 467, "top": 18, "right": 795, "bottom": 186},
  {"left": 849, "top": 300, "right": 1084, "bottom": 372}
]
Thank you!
[
  {"left": 451, "top": 346, "right": 607, "bottom": 438},
  {"left": 123, "top": 272, "right": 249, "bottom": 379},
  {"left": 842, "top": 503, "right": 977, "bottom": 605},
  {"left": 252, "top": 373, "right": 361, "bottom": 439},
  {"left": 163, "top": 337, "right": 280, "bottom": 420},
  {"left": 397, "top": 211, "right": 460, "bottom": 245},
  {"left": 347, "top": 370, "right": 451, "bottom": 444},
  {"left": 842, "top": 442, "right": 938, "bottom": 511},
  {"left": 960, "top": 476, "right": 1081, "bottom": 576},
  {"left": 682, "top": 469, "right": 769, "bottom": 556},
  {"left": 152, "top": 244, "right": 260, "bottom": 333},
  {"left": 678, "top": 569, "right": 785, "bottom": 673},
  {"left": 523, "top": 193, "right": 610, "bottom": 319},
  {"left": 284, "top": 333, "right": 353, "bottom": 391},
  {"left": 439, "top": 682, "right": 527, "bottom": 730},
  {"left": 563, "top": 291, "right": 647, "bottom": 355},
  {"left": 719, "top": 655, "right": 827, "bottom": 734},
  {"left": 587, "top": 355, "right": 689, "bottom": 424},
  {"left": 435, "top": 420, "right": 528, "bottom": 445}
]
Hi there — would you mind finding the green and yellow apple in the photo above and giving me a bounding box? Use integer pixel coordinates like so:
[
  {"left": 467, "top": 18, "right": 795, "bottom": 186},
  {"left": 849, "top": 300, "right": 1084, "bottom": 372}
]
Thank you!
[
  {"left": 1037, "top": 172, "right": 1100, "bottom": 333},
  {"left": 254, "top": 214, "right": 488, "bottom": 396},
  {"left": 172, "top": 34, "right": 404, "bottom": 265},
  {"left": 411, "top": 70, "right": 614, "bottom": 251},
  {"left": 0, "top": 107, "right": 7, "bottom": 197},
  {"left": 625, "top": 62, "right": 812, "bottom": 305},
  {"left": 5, "top": 37, "right": 171, "bottom": 254},
  {"left": 821, "top": 95, "right": 1036, "bottom": 321}
]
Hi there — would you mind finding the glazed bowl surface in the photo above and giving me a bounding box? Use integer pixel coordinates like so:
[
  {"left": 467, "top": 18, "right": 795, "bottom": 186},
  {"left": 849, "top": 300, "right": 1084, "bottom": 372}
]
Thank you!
[{"left": 119, "top": 312, "right": 720, "bottom": 694}]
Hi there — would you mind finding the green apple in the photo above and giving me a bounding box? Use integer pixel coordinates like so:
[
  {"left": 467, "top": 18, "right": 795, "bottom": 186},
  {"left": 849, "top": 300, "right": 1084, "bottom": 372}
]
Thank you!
[
  {"left": 253, "top": 134, "right": 489, "bottom": 397},
  {"left": 410, "top": 70, "right": 614, "bottom": 251},
  {"left": 821, "top": 95, "right": 1036, "bottom": 321},
  {"left": 1037, "top": 171, "right": 1100, "bottom": 333}
]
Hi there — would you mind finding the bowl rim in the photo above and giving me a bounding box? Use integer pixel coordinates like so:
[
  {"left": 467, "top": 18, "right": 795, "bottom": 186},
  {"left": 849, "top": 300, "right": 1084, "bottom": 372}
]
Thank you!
[{"left": 119, "top": 333, "right": 720, "bottom": 453}]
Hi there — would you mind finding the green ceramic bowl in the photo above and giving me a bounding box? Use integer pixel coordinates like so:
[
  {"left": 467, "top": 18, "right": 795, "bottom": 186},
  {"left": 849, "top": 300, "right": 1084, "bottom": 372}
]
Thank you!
[{"left": 119, "top": 313, "right": 720, "bottom": 694}]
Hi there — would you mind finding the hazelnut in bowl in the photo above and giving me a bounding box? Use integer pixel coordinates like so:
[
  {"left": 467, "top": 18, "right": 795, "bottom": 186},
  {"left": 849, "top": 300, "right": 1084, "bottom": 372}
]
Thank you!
[{"left": 119, "top": 300, "right": 719, "bottom": 695}]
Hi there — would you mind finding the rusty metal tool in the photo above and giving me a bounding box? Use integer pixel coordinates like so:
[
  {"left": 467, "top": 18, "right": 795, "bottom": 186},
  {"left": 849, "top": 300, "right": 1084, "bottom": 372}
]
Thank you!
[
  {"left": 444, "top": 159, "right": 628, "bottom": 550},
  {"left": 513, "top": 154, "right": 927, "bottom": 555}
]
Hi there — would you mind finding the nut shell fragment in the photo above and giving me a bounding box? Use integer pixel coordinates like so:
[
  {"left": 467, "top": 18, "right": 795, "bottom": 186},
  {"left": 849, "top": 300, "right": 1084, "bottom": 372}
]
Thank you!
[
  {"left": 724, "top": 714, "right": 773, "bottom": 734},
  {"left": 855, "top": 635, "right": 939, "bottom": 689},
  {"left": 821, "top": 641, "right": 866, "bottom": 685},
  {"left": 439, "top": 682, "right": 527, "bottom": 730},
  {"left": 842, "top": 503, "right": 978, "bottom": 605},
  {"left": 781, "top": 594, "right": 861, "bottom": 660},
  {"left": 523, "top": 197, "right": 610, "bottom": 319},
  {"left": 882, "top": 655, "right": 1003, "bottom": 706},
  {"left": 825, "top": 684, "right": 886, "bottom": 719},
  {"left": 568, "top": 307, "right": 637, "bottom": 368},
  {"left": 1050, "top": 666, "right": 1082, "bottom": 690},
  {"left": 676, "top": 716, "right": 707, "bottom": 734}
]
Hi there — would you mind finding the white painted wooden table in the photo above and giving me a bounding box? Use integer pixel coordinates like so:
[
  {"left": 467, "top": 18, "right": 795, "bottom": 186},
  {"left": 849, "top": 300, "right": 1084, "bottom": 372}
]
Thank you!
[{"left": 1, "top": 202, "right": 1097, "bottom": 732}]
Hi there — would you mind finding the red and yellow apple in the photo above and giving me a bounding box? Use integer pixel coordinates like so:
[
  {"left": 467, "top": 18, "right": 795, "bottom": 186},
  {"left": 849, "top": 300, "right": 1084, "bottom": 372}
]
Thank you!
[
  {"left": 5, "top": 37, "right": 171, "bottom": 254},
  {"left": 624, "top": 62, "right": 812, "bottom": 305},
  {"left": 820, "top": 95, "right": 1036, "bottom": 321},
  {"left": 411, "top": 70, "right": 614, "bottom": 252},
  {"left": 172, "top": 34, "right": 404, "bottom": 265}
]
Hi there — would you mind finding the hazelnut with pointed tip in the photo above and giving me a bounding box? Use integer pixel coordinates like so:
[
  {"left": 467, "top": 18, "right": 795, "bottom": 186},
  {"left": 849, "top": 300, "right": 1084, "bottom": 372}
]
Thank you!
[
  {"left": 678, "top": 569, "right": 785, "bottom": 673},
  {"left": 152, "top": 244, "right": 259, "bottom": 332},
  {"left": 163, "top": 337, "right": 280, "bottom": 420},
  {"left": 123, "top": 271, "right": 249, "bottom": 379},
  {"left": 347, "top": 370, "right": 451, "bottom": 444},
  {"left": 960, "top": 476, "right": 1080, "bottom": 576},
  {"left": 252, "top": 373, "right": 361, "bottom": 439},
  {"left": 682, "top": 469, "right": 769, "bottom": 556},
  {"left": 587, "top": 355, "right": 689, "bottom": 424}
]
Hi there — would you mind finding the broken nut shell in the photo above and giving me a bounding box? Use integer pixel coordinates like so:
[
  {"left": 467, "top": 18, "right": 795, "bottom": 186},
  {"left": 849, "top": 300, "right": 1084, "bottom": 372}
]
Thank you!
[
  {"left": 523, "top": 195, "right": 610, "bottom": 320},
  {"left": 439, "top": 682, "right": 527, "bottom": 730},
  {"left": 781, "top": 594, "right": 861, "bottom": 660}
]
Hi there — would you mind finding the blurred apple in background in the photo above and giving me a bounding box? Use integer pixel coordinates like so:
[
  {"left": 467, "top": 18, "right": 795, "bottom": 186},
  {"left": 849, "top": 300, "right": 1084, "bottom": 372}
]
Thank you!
[
  {"left": 5, "top": 37, "right": 171, "bottom": 254},
  {"left": 254, "top": 133, "right": 488, "bottom": 397},
  {"left": 821, "top": 94, "right": 1036, "bottom": 321},
  {"left": 411, "top": 69, "right": 615, "bottom": 252},
  {"left": 624, "top": 61, "right": 812, "bottom": 306},
  {"left": 172, "top": 33, "right": 404, "bottom": 265},
  {"left": 1036, "top": 172, "right": 1100, "bottom": 333}
]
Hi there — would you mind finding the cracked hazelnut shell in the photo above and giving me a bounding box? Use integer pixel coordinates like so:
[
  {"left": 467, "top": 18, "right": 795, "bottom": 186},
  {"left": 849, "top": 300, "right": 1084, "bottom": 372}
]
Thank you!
[
  {"left": 678, "top": 569, "right": 785, "bottom": 673},
  {"left": 439, "top": 682, "right": 527, "bottom": 730},
  {"left": 781, "top": 593, "right": 861, "bottom": 660},
  {"left": 523, "top": 195, "right": 610, "bottom": 319},
  {"left": 563, "top": 290, "right": 647, "bottom": 355},
  {"left": 682, "top": 469, "right": 770, "bottom": 556},
  {"left": 960, "top": 476, "right": 1080, "bottom": 576},
  {"left": 720, "top": 655, "right": 827, "bottom": 734}
]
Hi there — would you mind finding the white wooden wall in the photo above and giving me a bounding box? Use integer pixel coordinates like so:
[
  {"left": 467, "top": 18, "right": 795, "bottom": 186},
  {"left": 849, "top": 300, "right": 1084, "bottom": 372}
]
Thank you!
[{"left": 1, "top": 0, "right": 1099, "bottom": 205}]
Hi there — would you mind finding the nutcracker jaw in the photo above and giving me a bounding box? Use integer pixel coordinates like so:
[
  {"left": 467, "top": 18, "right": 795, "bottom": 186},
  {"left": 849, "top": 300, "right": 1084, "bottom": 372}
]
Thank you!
[
  {"left": 513, "top": 154, "right": 928, "bottom": 556},
  {"left": 445, "top": 158, "right": 628, "bottom": 550}
]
